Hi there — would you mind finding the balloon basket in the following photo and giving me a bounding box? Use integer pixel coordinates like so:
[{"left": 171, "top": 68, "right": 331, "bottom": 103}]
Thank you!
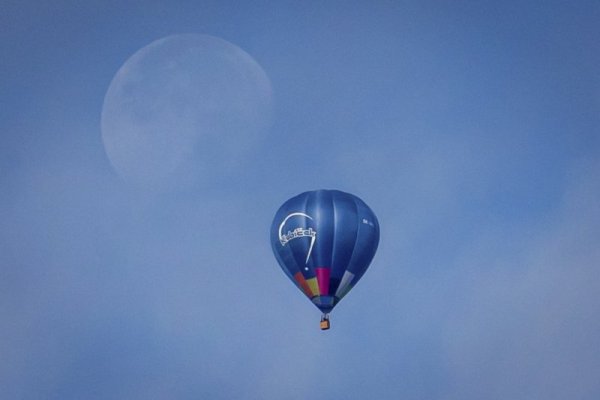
[{"left": 320, "top": 314, "right": 330, "bottom": 330}]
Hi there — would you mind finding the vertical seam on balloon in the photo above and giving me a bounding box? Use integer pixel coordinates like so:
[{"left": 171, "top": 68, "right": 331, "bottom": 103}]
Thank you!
[
  {"left": 313, "top": 190, "right": 324, "bottom": 297},
  {"left": 343, "top": 195, "right": 361, "bottom": 295},
  {"left": 330, "top": 190, "right": 338, "bottom": 296},
  {"left": 300, "top": 191, "right": 311, "bottom": 280}
]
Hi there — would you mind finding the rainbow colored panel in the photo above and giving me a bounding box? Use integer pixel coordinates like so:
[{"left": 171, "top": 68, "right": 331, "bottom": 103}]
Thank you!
[{"left": 293, "top": 272, "right": 314, "bottom": 298}]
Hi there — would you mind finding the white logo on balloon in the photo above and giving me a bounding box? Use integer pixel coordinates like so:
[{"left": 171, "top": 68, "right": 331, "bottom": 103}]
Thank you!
[{"left": 278, "top": 213, "right": 317, "bottom": 264}]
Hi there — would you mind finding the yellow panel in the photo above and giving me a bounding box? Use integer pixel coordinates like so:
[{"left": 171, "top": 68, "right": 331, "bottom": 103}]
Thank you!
[
  {"left": 294, "top": 272, "right": 314, "bottom": 298},
  {"left": 306, "top": 277, "right": 320, "bottom": 297}
]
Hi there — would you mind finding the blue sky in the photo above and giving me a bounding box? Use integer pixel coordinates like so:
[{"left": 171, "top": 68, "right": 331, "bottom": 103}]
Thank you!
[{"left": 1, "top": 1, "right": 599, "bottom": 399}]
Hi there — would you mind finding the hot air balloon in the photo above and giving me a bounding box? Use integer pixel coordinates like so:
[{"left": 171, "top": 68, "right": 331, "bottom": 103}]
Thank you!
[{"left": 270, "top": 189, "right": 379, "bottom": 330}]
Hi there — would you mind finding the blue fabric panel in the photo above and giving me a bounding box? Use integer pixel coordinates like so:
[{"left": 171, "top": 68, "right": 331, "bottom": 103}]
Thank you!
[{"left": 329, "top": 190, "right": 359, "bottom": 287}]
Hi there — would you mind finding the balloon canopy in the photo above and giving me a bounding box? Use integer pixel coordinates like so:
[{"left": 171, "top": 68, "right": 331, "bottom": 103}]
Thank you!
[{"left": 270, "top": 190, "right": 379, "bottom": 325}]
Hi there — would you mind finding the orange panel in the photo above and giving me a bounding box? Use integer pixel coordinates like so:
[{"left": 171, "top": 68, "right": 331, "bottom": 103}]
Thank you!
[{"left": 294, "top": 272, "right": 314, "bottom": 298}]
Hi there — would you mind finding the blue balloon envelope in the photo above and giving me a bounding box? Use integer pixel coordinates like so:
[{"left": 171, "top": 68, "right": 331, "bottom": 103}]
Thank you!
[{"left": 270, "top": 190, "right": 379, "bottom": 327}]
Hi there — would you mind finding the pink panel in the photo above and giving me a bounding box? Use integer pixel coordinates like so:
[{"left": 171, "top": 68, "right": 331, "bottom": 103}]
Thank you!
[{"left": 315, "top": 267, "right": 330, "bottom": 296}]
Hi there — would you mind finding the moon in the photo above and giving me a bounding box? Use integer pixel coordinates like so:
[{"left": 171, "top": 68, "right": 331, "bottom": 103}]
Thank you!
[{"left": 101, "top": 34, "right": 273, "bottom": 190}]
